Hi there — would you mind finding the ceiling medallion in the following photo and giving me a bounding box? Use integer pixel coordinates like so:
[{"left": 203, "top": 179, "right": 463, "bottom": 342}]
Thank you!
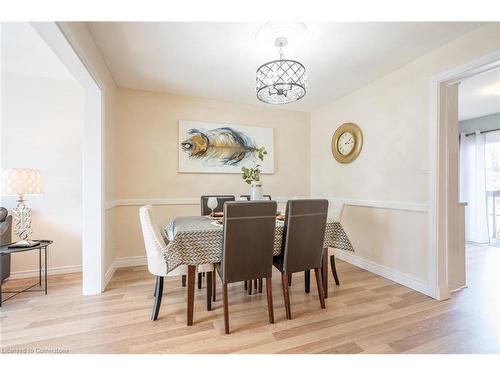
[{"left": 255, "top": 36, "right": 307, "bottom": 105}]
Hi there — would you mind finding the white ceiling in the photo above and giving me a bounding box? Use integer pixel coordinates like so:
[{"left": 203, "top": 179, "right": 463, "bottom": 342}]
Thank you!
[
  {"left": 87, "top": 22, "right": 484, "bottom": 111},
  {"left": 459, "top": 67, "right": 500, "bottom": 121},
  {"left": 1, "top": 22, "right": 75, "bottom": 81}
]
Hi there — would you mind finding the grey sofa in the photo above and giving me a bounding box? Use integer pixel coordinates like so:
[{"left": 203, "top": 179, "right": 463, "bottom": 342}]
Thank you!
[{"left": 0, "top": 207, "right": 12, "bottom": 282}]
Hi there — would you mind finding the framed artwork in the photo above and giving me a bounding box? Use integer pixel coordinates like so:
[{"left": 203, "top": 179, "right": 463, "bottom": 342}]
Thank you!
[{"left": 178, "top": 120, "right": 274, "bottom": 174}]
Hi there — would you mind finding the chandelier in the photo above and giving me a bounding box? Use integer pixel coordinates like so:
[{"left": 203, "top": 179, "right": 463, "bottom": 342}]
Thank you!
[{"left": 256, "top": 37, "right": 307, "bottom": 105}]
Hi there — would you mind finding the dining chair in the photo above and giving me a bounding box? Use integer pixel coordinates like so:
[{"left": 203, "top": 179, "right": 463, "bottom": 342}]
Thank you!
[
  {"left": 238, "top": 194, "right": 273, "bottom": 294},
  {"left": 200, "top": 195, "right": 235, "bottom": 215},
  {"left": 216, "top": 200, "right": 277, "bottom": 334},
  {"left": 239, "top": 194, "right": 272, "bottom": 201},
  {"left": 196, "top": 195, "right": 236, "bottom": 291},
  {"left": 273, "top": 199, "right": 328, "bottom": 319},
  {"left": 139, "top": 205, "right": 214, "bottom": 321}
]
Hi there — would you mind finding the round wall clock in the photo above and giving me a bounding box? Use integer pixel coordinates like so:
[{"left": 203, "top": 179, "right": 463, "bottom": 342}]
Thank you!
[{"left": 331, "top": 122, "right": 363, "bottom": 163}]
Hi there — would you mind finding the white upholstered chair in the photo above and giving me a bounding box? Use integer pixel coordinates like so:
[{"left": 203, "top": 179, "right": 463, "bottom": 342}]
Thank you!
[{"left": 139, "top": 205, "right": 214, "bottom": 321}]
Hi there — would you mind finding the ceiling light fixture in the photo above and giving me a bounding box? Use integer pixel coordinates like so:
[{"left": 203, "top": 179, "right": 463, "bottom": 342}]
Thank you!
[{"left": 255, "top": 36, "right": 307, "bottom": 105}]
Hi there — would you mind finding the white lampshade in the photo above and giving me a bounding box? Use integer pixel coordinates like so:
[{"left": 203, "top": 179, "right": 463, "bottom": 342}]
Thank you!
[{"left": 1, "top": 168, "right": 44, "bottom": 197}]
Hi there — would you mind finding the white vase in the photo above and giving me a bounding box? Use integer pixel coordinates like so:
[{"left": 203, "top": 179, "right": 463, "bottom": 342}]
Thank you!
[{"left": 250, "top": 180, "right": 263, "bottom": 200}]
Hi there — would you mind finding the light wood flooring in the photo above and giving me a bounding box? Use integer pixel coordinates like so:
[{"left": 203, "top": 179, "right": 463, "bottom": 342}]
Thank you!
[{"left": 1, "top": 247, "right": 499, "bottom": 354}]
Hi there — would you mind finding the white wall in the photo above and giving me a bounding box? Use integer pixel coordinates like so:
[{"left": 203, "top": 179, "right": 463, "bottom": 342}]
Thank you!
[
  {"left": 55, "top": 22, "right": 120, "bottom": 289},
  {"left": 311, "top": 23, "right": 500, "bottom": 296},
  {"left": 1, "top": 72, "right": 83, "bottom": 274}
]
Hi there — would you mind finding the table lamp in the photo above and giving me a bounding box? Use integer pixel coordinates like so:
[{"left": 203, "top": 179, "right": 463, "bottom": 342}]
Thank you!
[{"left": 1, "top": 168, "right": 43, "bottom": 246}]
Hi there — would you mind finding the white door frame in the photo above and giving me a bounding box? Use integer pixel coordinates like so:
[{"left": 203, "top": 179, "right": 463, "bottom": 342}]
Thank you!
[
  {"left": 31, "top": 22, "right": 104, "bottom": 295},
  {"left": 427, "top": 50, "right": 500, "bottom": 300}
]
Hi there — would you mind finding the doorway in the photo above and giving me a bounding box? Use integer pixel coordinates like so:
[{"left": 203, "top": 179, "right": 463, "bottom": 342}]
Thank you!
[
  {"left": 1, "top": 22, "right": 104, "bottom": 295},
  {"left": 458, "top": 67, "right": 500, "bottom": 295},
  {"left": 32, "top": 22, "right": 104, "bottom": 295},
  {"left": 429, "top": 52, "right": 500, "bottom": 300}
]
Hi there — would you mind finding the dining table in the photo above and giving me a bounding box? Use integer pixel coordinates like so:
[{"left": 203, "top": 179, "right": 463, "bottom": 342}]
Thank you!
[{"left": 163, "top": 215, "right": 354, "bottom": 325}]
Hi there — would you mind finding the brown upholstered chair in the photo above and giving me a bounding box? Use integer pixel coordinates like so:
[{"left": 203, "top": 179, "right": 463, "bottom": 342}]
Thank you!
[
  {"left": 239, "top": 194, "right": 273, "bottom": 294},
  {"left": 239, "top": 194, "right": 272, "bottom": 201},
  {"left": 216, "top": 200, "right": 277, "bottom": 334},
  {"left": 200, "top": 195, "right": 235, "bottom": 216},
  {"left": 273, "top": 199, "right": 328, "bottom": 319},
  {"left": 194, "top": 195, "right": 236, "bottom": 291}
]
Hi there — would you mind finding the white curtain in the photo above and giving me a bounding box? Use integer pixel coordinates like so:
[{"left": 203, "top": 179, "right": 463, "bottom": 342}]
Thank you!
[{"left": 460, "top": 131, "right": 489, "bottom": 244}]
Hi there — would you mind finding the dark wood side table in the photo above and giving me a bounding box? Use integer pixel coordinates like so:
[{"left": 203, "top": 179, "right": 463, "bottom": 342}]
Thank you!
[{"left": 0, "top": 240, "right": 53, "bottom": 307}]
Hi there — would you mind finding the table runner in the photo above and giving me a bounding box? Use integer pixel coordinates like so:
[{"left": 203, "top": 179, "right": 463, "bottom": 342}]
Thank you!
[{"left": 163, "top": 216, "right": 354, "bottom": 273}]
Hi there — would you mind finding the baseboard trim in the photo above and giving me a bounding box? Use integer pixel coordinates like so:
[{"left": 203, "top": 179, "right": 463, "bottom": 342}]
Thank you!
[
  {"left": 450, "top": 285, "right": 468, "bottom": 293},
  {"left": 8, "top": 257, "right": 147, "bottom": 286},
  {"left": 114, "top": 255, "right": 148, "bottom": 268},
  {"left": 8, "top": 265, "right": 82, "bottom": 280},
  {"left": 335, "top": 249, "right": 431, "bottom": 297},
  {"left": 104, "top": 256, "right": 148, "bottom": 288}
]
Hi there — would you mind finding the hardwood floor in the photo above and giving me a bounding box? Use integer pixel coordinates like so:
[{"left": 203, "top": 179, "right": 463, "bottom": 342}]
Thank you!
[{"left": 1, "top": 247, "right": 499, "bottom": 354}]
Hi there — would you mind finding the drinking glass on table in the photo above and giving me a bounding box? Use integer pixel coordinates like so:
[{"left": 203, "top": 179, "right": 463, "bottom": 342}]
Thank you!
[{"left": 207, "top": 197, "right": 218, "bottom": 218}]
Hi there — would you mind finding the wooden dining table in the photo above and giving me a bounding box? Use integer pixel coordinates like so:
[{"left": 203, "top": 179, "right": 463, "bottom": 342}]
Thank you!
[{"left": 163, "top": 216, "right": 354, "bottom": 325}]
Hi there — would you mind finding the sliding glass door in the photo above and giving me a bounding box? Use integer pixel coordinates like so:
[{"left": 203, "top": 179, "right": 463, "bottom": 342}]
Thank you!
[{"left": 485, "top": 130, "right": 500, "bottom": 244}]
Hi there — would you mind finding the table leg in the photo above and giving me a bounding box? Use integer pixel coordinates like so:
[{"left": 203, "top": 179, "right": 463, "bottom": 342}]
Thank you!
[
  {"left": 187, "top": 265, "right": 196, "bottom": 326},
  {"left": 206, "top": 271, "right": 212, "bottom": 311},
  {"left": 322, "top": 248, "right": 328, "bottom": 299},
  {"left": 44, "top": 246, "right": 48, "bottom": 295},
  {"left": 39, "top": 248, "right": 42, "bottom": 286}
]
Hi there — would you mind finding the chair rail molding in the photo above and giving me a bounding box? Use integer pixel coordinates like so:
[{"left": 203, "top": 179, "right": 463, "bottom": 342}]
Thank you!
[{"left": 105, "top": 197, "right": 428, "bottom": 212}]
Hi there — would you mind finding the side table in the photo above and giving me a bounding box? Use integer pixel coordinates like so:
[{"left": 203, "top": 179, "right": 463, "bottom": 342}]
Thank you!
[{"left": 0, "top": 240, "right": 53, "bottom": 307}]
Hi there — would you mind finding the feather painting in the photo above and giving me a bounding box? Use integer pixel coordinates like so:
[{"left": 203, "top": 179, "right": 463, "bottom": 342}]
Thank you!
[
  {"left": 181, "top": 127, "right": 257, "bottom": 166},
  {"left": 178, "top": 120, "right": 274, "bottom": 174}
]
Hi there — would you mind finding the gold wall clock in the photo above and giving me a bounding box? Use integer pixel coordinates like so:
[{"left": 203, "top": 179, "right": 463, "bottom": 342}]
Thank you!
[{"left": 331, "top": 122, "right": 363, "bottom": 163}]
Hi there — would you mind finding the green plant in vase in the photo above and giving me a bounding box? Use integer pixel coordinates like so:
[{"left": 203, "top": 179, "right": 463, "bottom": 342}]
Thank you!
[{"left": 241, "top": 147, "right": 267, "bottom": 200}]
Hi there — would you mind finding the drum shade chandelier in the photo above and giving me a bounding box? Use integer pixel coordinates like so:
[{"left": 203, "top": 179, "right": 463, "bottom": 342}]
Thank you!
[{"left": 256, "top": 36, "right": 307, "bottom": 105}]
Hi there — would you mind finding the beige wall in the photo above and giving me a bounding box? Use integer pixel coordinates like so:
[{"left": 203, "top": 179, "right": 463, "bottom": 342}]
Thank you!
[
  {"left": 311, "top": 23, "right": 500, "bottom": 292},
  {"left": 110, "top": 89, "right": 310, "bottom": 259},
  {"left": 1, "top": 72, "right": 84, "bottom": 273}
]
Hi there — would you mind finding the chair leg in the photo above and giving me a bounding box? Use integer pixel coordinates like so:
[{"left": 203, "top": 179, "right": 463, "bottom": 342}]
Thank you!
[
  {"left": 322, "top": 248, "right": 328, "bottom": 299},
  {"left": 258, "top": 278, "right": 263, "bottom": 293},
  {"left": 266, "top": 277, "right": 274, "bottom": 323},
  {"left": 222, "top": 282, "right": 230, "bottom": 334},
  {"left": 151, "top": 276, "right": 164, "bottom": 321},
  {"left": 206, "top": 271, "right": 212, "bottom": 311},
  {"left": 248, "top": 279, "right": 253, "bottom": 295},
  {"left": 198, "top": 272, "right": 202, "bottom": 289},
  {"left": 244, "top": 280, "right": 248, "bottom": 290},
  {"left": 304, "top": 270, "right": 310, "bottom": 293},
  {"left": 181, "top": 275, "right": 186, "bottom": 287},
  {"left": 288, "top": 273, "right": 292, "bottom": 286},
  {"left": 253, "top": 279, "right": 258, "bottom": 290},
  {"left": 281, "top": 272, "right": 292, "bottom": 320},
  {"left": 330, "top": 254, "right": 340, "bottom": 285},
  {"left": 314, "top": 268, "right": 326, "bottom": 309},
  {"left": 153, "top": 276, "right": 159, "bottom": 297}
]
